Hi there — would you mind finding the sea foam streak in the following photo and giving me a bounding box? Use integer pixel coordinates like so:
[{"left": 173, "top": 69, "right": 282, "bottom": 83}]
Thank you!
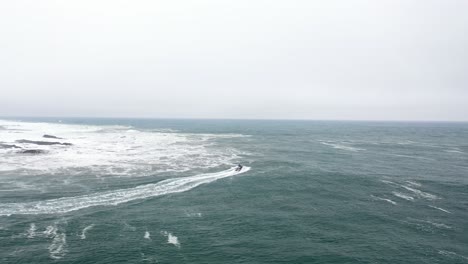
[
  {"left": 428, "top": 205, "right": 451, "bottom": 214},
  {"left": 0, "top": 167, "right": 250, "bottom": 216},
  {"left": 80, "top": 224, "right": 95, "bottom": 239}
]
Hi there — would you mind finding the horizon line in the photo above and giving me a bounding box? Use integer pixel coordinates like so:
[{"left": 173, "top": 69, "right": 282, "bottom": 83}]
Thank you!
[{"left": 1, "top": 115, "right": 467, "bottom": 123}]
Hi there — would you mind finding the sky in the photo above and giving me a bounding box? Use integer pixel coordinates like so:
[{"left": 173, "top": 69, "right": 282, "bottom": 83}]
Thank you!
[{"left": 1, "top": 0, "right": 467, "bottom": 121}]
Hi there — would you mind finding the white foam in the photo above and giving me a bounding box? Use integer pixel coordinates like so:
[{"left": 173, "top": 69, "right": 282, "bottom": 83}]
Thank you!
[
  {"left": 48, "top": 231, "right": 67, "bottom": 259},
  {"left": 320, "top": 141, "right": 364, "bottom": 152},
  {"left": 0, "top": 120, "right": 247, "bottom": 177},
  {"left": 392, "top": 192, "right": 414, "bottom": 201},
  {"left": 185, "top": 212, "right": 203, "bottom": 217},
  {"left": 408, "top": 218, "right": 452, "bottom": 230},
  {"left": 426, "top": 220, "right": 451, "bottom": 229},
  {"left": 43, "top": 225, "right": 57, "bottom": 237},
  {"left": 161, "top": 231, "right": 180, "bottom": 248},
  {"left": 0, "top": 167, "right": 250, "bottom": 216},
  {"left": 405, "top": 181, "right": 421, "bottom": 187},
  {"left": 428, "top": 205, "right": 451, "bottom": 214},
  {"left": 79, "top": 224, "right": 95, "bottom": 239},
  {"left": 123, "top": 222, "right": 136, "bottom": 231},
  {"left": 371, "top": 195, "right": 397, "bottom": 205},
  {"left": 144, "top": 231, "right": 151, "bottom": 240},
  {"left": 380, "top": 180, "right": 396, "bottom": 185},
  {"left": 42, "top": 224, "right": 67, "bottom": 259},
  {"left": 445, "top": 149, "right": 464, "bottom": 154},
  {"left": 401, "top": 185, "right": 438, "bottom": 200},
  {"left": 27, "top": 223, "right": 36, "bottom": 238},
  {"left": 438, "top": 250, "right": 468, "bottom": 261}
]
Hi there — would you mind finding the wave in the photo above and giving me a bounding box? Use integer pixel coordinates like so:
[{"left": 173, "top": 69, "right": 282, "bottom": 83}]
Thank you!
[
  {"left": 27, "top": 223, "right": 37, "bottom": 238},
  {"left": 371, "top": 195, "right": 397, "bottom": 205},
  {"left": 80, "top": 224, "right": 95, "bottom": 239},
  {"left": 161, "top": 231, "right": 180, "bottom": 248},
  {"left": 380, "top": 180, "right": 397, "bottom": 185},
  {"left": 405, "top": 181, "right": 421, "bottom": 187},
  {"left": 392, "top": 192, "right": 414, "bottom": 201},
  {"left": 445, "top": 149, "right": 464, "bottom": 154},
  {"left": 428, "top": 205, "right": 451, "bottom": 214},
  {"left": 49, "top": 231, "right": 67, "bottom": 259},
  {"left": 407, "top": 218, "right": 452, "bottom": 230},
  {"left": 438, "top": 250, "right": 468, "bottom": 261},
  {"left": 0, "top": 167, "right": 250, "bottom": 216},
  {"left": 401, "top": 185, "right": 438, "bottom": 200},
  {"left": 319, "top": 141, "right": 364, "bottom": 152}
]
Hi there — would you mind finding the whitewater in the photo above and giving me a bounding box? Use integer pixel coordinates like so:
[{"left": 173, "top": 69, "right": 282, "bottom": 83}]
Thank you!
[
  {"left": 0, "top": 167, "right": 250, "bottom": 216},
  {"left": 1, "top": 118, "right": 467, "bottom": 264}
]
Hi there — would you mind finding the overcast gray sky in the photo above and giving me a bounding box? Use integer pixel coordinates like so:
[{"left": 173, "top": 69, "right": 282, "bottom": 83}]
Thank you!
[{"left": 1, "top": 0, "right": 467, "bottom": 121}]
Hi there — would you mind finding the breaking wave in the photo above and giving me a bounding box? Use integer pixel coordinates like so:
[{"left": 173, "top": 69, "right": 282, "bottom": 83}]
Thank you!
[
  {"left": 401, "top": 185, "right": 438, "bottom": 200},
  {"left": 319, "top": 141, "right": 364, "bottom": 152},
  {"left": 161, "top": 231, "right": 180, "bottom": 248},
  {"left": 392, "top": 192, "right": 414, "bottom": 201},
  {"left": 0, "top": 167, "right": 250, "bottom": 216},
  {"left": 371, "top": 195, "right": 397, "bottom": 205}
]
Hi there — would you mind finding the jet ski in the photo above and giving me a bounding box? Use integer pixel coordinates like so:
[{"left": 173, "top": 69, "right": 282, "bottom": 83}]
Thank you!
[{"left": 235, "top": 164, "right": 243, "bottom": 172}]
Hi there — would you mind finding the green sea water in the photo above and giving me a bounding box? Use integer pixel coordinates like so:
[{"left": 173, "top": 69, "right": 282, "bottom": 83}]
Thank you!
[{"left": 0, "top": 118, "right": 467, "bottom": 263}]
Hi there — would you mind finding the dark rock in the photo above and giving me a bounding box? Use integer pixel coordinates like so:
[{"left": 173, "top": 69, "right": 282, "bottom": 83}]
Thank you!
[
  {"left": 16, "top": 139, "right": 73, "bottom": 146},
  {"left": 20, "top": 149, "right": 46, "bottom": 154},
  {"left": 43, "top": 134, "right": 63, "bottom": 139}
]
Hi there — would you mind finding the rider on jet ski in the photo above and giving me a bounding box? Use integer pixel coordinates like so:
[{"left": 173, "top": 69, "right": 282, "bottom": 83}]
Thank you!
[{"left": 235, "top": 164, "right": 243, "bottom": 171}]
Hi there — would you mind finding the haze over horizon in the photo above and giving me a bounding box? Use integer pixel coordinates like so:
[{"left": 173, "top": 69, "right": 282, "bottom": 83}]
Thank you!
[{"left": 1, "top": 1, "right": 467, "bottom": 121}]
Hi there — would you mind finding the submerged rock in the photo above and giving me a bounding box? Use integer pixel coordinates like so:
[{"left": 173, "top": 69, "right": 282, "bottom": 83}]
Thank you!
[
  {"left": 16, "top": 139, "right": 72, "bottom": 146},
  {"left": 43, "top": 134, "right": 63, "bottom": 139}
]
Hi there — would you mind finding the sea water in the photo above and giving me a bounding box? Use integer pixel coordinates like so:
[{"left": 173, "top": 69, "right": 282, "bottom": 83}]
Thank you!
[{"left": 0, "top": 118, "right": 467, "bottom": 263}]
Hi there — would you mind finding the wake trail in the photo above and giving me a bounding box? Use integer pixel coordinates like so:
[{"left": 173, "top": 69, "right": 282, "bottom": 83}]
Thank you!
[{"left": 0, "top": 167, "right": 250, "bottom": 216}]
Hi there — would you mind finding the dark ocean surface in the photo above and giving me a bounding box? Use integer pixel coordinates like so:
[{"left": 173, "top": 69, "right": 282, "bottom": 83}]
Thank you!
[{"left": 0, "top": 118, "right": 467, "bottom": 263}]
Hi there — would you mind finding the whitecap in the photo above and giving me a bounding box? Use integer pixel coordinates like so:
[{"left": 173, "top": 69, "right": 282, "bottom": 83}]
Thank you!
[
  {"left": 405, "top": 181, "right": 421, "bottom": 187},
  {"left": 428, "top": 205, "right": 451, "bottom": 214},
  {"left": 319, "top": 141, "right": 364, "bottom": 152},
  {"left": 401, "top": 185, "right": 438, "bottom": 200},
  {"left": 144, "top": 231, "right": 151, "bottom": 240},
  {"left": 426, "top": 221, "right": 451, "bottom": 229},
  {"left": 445, "top": 149, "right": 464, "bottom": 154},
  {"left": 438, "top": 250, "right": 468, "bottom": 261},
  {"left": 371, "top": 195, "right": 397, "bottom": 205},
  {"left": 185, "top": 212, "right": 203, "bottom": 217},
  {"left": 380, "top": 180, "right": 396, "bottom": 185},
  {"left": 161, "top": 231, "right": 180, "bottom": 248},
  {"left": 392, "top": 192, "right": 414, "bottom": 201}
]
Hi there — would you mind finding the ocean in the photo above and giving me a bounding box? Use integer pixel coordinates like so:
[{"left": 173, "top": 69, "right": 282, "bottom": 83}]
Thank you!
[{"left": 0, "top": 118, "right": 467, "bottom": 263}]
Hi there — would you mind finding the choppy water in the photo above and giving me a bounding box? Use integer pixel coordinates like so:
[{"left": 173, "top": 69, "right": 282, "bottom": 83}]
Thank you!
[{"left": 0, "top": 118, "right": 467, "bottom": 263}]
